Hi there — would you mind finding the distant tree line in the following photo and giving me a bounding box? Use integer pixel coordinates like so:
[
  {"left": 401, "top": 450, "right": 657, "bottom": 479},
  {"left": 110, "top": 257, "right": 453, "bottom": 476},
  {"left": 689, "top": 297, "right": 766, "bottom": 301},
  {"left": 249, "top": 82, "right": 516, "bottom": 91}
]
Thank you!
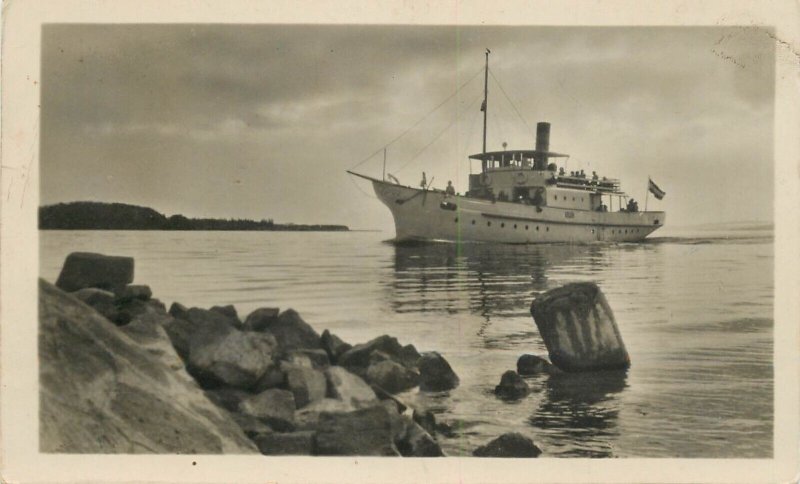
[{"left": 39, "top": 202, "right": 349, "bottom": 232}]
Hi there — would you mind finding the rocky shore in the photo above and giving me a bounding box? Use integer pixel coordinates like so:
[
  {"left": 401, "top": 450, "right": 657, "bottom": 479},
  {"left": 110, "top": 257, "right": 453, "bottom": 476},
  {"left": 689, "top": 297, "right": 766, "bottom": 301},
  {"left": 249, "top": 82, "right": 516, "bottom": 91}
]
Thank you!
[{"left": 40, "top": 252, "right": 544, "bottom": 456}]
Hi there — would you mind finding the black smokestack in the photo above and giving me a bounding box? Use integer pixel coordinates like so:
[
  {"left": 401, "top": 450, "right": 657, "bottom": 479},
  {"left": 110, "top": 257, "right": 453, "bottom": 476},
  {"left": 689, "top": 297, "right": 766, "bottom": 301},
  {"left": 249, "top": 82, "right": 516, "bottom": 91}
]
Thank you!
[{"left": 534, "top": 122, "right": 551, "bottom": 170}]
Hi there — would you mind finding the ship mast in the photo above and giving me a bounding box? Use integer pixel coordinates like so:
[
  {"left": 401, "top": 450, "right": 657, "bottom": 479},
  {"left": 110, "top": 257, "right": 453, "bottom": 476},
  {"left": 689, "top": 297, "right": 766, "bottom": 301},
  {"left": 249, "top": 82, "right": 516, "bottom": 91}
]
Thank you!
[{"left": 481, "top": 48, "right": 490, "bottom": 172}]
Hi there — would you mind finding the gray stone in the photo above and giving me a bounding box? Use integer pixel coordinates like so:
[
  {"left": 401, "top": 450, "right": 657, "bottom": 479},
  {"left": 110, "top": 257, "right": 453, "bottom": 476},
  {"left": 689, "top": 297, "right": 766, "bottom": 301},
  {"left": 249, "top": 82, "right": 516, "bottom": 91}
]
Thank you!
[
  {"left": 530, "top": 282, "right": 631, "bottom": 371},
  {"left": 257, "top": 309, "right": 322, "bottom": 351},
  {"left": 242, "top": 307, "right": 280, "bottom": 332},
  {"left": 399, "top": 344, "right": 422, "bottom": 368},
  {"left": 320, "top": 329, "right": 352, "bottom": 364},
  {"left": 517, "top": 354, "right": 560, "bottom": 375},
  {"left": 55, "top": 252, "right": 134, "bottom": 293},
  {"left": 116, "top": 284, "right": 152, "bottom": 303},
  {"left": 168, "top": 302, "right": 189, "bottom": 320},
  {"left": 494, "top": 370, "right": 530, "bottom": 400},
  {"left": 397, "top": 419, "right": 444, "bottom": 457},
  {"left": 254, "top": 431, "right": 315, "bottom": 455},
  {"left": 473, "top": 433, "right": 542, "bottom": 457},
  {"left": 163, "top": 308, "right": 237, "bottom": 361},
  {"left": 287, "top": 349, "right": 330, "bottom": 369},
  {"left": 417, "top": 352, "right": 459, "bottom": 392},
  {"left": 72, "top": 287, "right": 116, "bottom": 306},
  {"left": 210, "top": 304, "right": 240, "bottom": 324},
  {"left": 366, "top": 359, "right": 419, "bottom": 394},
  {"left": 294, "top": 398, "right": 356, "bottom": 430},
  {"left": 338, "top": 334, "right": 405, "bottom": 370},
  {"left": 204, "top": 387, "right": 252, "bottom": 413},
  {"left": 314, "top": 405, "right": 400, "bottom": 456},
  {"left": 285, "top": 364, "right": 328, "bottom": 408},
  {"left": 229, "top": 412, "right": 273, "bottom": 439},
  {"left": 39, "top": 279, "right": 257, "bottom": 453},
  {"left": 239, "top": 389, "right": 296, "bottom": 431},
  {"left": 324, "top": 366, "right": 378, "bottom": 408},
  {"left": 252, "top": 364, "right": 285, "bottom": 392},
  {"left": 412, "top": 409, "right": 437, "bottom": 436},
  {"left": 187, "top": 330, "right": 279, "bottom": 390}
]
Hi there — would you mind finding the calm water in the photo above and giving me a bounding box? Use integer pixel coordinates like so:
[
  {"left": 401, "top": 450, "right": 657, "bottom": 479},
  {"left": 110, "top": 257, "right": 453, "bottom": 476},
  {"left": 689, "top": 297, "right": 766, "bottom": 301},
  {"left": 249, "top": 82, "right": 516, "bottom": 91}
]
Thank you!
[{"left": 39, "top": 223, "right": 773, "bottom": 458}]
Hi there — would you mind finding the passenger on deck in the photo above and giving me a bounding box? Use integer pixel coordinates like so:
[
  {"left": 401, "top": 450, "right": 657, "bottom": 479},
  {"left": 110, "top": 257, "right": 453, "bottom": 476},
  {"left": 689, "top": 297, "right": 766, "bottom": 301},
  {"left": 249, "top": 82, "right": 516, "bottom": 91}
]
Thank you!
[
  {"left": 592, "top": 171, "right": 598, "bottom": 181},
  {"left": 559, "top": 167, "right": 565, "bottom": 176},
  {"left": 445, "top": 181, "right": 455, "bottom": 196},
  {"left": 420, "top": 171, "right": 427, "bottom": 189},
  {"left": 579, "top": 169, "right": 586, "bottom": 178}
]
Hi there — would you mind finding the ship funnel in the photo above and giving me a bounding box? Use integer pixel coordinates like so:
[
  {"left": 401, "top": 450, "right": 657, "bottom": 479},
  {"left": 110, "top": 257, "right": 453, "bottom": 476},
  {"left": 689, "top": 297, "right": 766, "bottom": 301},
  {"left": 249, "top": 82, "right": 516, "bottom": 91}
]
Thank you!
[{"left": 534, "top": 122, "right": 551, "bottom": 170}]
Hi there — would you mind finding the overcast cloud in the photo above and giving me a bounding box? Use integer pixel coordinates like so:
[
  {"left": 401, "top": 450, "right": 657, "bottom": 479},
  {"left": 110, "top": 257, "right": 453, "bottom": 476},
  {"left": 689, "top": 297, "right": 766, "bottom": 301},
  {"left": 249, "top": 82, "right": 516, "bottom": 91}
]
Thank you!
[{"left": 41, "top": 25, "right": 774, "bottom": 230}]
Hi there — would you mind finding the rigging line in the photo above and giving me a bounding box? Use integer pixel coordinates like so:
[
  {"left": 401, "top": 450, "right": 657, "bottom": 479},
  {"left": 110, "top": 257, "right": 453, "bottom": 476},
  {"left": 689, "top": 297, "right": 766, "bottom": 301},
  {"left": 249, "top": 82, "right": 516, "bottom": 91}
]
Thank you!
[
  {"left": 463, "top": 98, "right": 482, "bottom": 173},
  {"left": 489, "top": 68, "right": 533, "bottom": 136},
  {"left": 346, "top": 170, "right": 379, "bottom": 200},
  {"left": 348, "top": 65, "right": 485, "bottom": 171},
  {"left": 393, "top": 91, "right": 483, "bottom": 175}
]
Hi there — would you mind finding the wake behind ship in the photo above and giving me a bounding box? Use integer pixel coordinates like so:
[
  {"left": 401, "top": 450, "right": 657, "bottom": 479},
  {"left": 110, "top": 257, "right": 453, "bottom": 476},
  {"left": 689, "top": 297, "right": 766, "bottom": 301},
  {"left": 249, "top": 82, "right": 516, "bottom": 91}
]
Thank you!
[{"left": 348, "top": 50, "right": 666, "bottom": 244}]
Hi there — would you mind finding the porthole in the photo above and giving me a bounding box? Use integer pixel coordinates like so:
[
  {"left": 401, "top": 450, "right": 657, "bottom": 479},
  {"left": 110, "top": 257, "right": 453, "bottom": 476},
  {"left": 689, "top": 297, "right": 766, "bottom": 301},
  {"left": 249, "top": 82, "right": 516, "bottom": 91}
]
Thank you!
[
  {"left": 454, "top": 217, "right": 458, "bottom": 223},
  {"left": 591, "top": 228, "right": 595, "bottom": 234},
  {"left": 513, "top": 224, "right": 517, "bottom": 229},
  {"left": 487, "top": 221, "right": 491, "bottom": 227},
  {"left": 572, "top": 197, "right": 575, "bottom": 201},
  {"left": 501, "top": 222, "right": 505, "bottom": 228},
  {"left": 625, "top": 229, "right": 627, "bottom": 234},
  {"left": 536, "top": 226, "right": 539, "bottom": 231},
  {"left": 472, "top": 220, "right": 476, "bottom": 225},
  {"left": 525, "top": 225, "right": 529, "bottom": 230},
  {"left": 546, "top": 226, "right": 550, "bottom": 232}
]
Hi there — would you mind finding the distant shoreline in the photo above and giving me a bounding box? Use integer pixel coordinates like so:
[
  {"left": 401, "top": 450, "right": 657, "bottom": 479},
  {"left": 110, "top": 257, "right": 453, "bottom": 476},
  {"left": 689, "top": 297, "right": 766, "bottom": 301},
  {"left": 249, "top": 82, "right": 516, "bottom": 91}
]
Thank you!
[{"left": 39, "top": 201, "right": 349, "bottom": 232}]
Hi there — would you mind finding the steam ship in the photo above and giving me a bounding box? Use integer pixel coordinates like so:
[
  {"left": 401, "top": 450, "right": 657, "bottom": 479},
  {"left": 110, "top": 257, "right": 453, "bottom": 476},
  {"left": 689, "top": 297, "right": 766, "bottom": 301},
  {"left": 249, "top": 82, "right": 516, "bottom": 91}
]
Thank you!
[{"left": 348, "top": 51, "right": 665, "bottom": 244}]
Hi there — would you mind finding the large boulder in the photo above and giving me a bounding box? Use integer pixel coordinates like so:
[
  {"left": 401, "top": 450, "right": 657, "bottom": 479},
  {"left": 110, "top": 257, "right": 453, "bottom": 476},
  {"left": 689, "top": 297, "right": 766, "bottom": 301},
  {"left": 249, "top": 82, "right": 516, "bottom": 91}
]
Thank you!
[
  {"left": 254, "top": 431, "right": 315, "bottom": 455},
  {"left": 338, "top": 335, "right": 407, "bottom": 370},
  {"left": 417, "top": 352, "right": 459, "bottom": 392},
  {"left": 39, "top": 279, "right": 257, "bottom": 453},
  {"left": 325, "top": 366, "right": 378, "bottom": 408},
  {"left": 254, "top": 309, "right": 321, "bottom": 351},
  {"left": 163, "top": 307, "right": 237, "bottom": 361},
  {"left": 530, "top": 282, "right": 631, "bottom": 372},
  {"left": 284, "top": 364, "right": 328, "bottom": 408},
  {"left": 320, "top": 329, "right": 352, "bottom": 364},
  {"left": 287, "top": 349, "right": 330, "bottom": 369},
  {"left": 314, "top": 405, "right": 401, "bottom": 456},
  {"left": 242, "top": 307, "right": 280, "bottom": 332},
  {"left": 55, "top": 252, "right": 134, "bottom": 294},
  {"left": 494, "top": 370, "right": 530, "bottom": 400},
  {"left": 366, "top": 360, "right": 419, "bottom": 394},
  {"left": 115, "top": 284, "right": 152, "bottom": 303},
  {"left": 187, "top": 330, "right": 279, "bottom": 390},
  {"left": 517, "top": 354, "right": 560, "bottom": 375},
  {"left": 204, "top": 387, "right": 252, "bottom": 413},
  {"left": 239, "top": 389, "right": 296, "bottom": 431},
  {"left": 472, "top": 433, "right": 542, "bottom": 457},
  {"left": 210, "top": 304, "right": 240, "bottom": 325}
]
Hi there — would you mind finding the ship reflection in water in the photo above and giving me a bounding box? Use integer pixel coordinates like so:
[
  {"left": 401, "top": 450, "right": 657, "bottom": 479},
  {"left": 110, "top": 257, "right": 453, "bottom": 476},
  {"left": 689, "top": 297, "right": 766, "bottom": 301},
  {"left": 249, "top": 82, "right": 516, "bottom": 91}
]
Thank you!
[{"left": 388, "top": 241, "right": 633, "bottom": 457}]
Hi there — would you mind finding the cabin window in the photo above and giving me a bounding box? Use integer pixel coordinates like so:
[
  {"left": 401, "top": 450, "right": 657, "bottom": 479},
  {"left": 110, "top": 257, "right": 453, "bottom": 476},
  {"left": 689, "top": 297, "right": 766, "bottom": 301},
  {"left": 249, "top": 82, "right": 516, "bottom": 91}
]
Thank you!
[
  {"left": 487, "top": 221, "right": 491, "bottom": 227},
  {"left": 525, "top": 225, "right": 529, "bottom": 230},
  {"left": 536, "top": 226, "right": 539, "bottom": 231},
  {"left": 572, "top": 197, "right": 575, "bottom": 201},
  {"left": 472, "top": 220, "right": 476, "bottom": 225},
  {"left": 501, "top": 223, "right": 505, "bottom": 228},
  {"left": 546, "top": 226, "right": 550, "bottom": 232},
  {"left": 513, "top": 224, "right": 517, "bottom": 229}
]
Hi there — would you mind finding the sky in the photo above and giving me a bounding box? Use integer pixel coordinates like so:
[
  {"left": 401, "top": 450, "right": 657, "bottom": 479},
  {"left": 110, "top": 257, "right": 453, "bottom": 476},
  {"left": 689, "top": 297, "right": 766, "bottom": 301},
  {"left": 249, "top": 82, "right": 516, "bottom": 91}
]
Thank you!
[{"left": 40, "top": 25, "right": 775, "bottom": 231}]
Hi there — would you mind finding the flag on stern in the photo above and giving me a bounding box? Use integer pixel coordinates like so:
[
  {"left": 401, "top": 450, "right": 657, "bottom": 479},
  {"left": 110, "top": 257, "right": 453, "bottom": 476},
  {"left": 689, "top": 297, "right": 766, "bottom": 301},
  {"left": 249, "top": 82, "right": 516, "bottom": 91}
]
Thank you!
[
  {"left": 480, "top": 100, "right": 487, "bottom": 112},
  {"left": 648, "top": 178, "right": 666, "bottom": 200}
]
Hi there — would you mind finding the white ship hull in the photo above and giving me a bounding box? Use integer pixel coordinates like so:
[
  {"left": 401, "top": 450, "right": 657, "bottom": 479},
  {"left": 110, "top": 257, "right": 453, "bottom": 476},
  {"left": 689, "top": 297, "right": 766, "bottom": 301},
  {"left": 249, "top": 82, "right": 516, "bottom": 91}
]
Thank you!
[{"left": 370, "top": 178, "right": 665, "bottom": 244}]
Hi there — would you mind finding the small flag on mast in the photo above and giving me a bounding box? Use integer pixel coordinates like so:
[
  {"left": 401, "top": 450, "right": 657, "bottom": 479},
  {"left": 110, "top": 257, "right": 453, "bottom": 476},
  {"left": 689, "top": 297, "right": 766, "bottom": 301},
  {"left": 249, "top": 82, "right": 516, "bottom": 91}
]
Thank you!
[
  {"left": 648, "top": 178, "right": 666, "bottom": 200},
  {"left": 480, "top": 100, "right": 486, "bottom": 112}
]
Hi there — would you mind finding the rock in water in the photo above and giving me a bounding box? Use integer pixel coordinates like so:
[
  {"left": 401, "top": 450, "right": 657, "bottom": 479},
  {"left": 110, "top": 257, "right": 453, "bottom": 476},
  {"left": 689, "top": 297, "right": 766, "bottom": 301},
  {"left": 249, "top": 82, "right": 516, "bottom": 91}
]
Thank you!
[
  {"left": 366, "top": 360, "right": 419, "bottom": 394},
  {"left": 320, "top": 329, "right": 352, "bottom": 364},
  {"left": 254, "top": 431, "right": 315, "bottom": 455},
  {"left": 397, "top": 420, "right": 445, "bottom": 457},
  {"left": 517, "top": 354, "right": 559, "bottom": 375},
  {"left": 417, "top": 352, "right": 459, "bottom": 392},
  {"left": 116, "top": 284, "right": 153, "bottom": 303},
  {"left": 55, "top": 252, "right": 134, "bottom": 293},
  {"left": 494, "top": 370, "right": 530, "bottom": 400},
  {"left": 473, "top": 433, "right": 542, "bottom": 457},
  {"left": 314, "top": 405, "right": 400, "bottom": 456},
  {"left": 242, "top": 307, "right": 280, "bottom": 332},
  {"left": 530, "top": 282, "right": 630, "bottom": 372},
  {"left": 337, "top": 335, "right": 405, "bottom": 370},
  {"left": 38, "top": 279, "right": 257, "bottom": 453}
]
